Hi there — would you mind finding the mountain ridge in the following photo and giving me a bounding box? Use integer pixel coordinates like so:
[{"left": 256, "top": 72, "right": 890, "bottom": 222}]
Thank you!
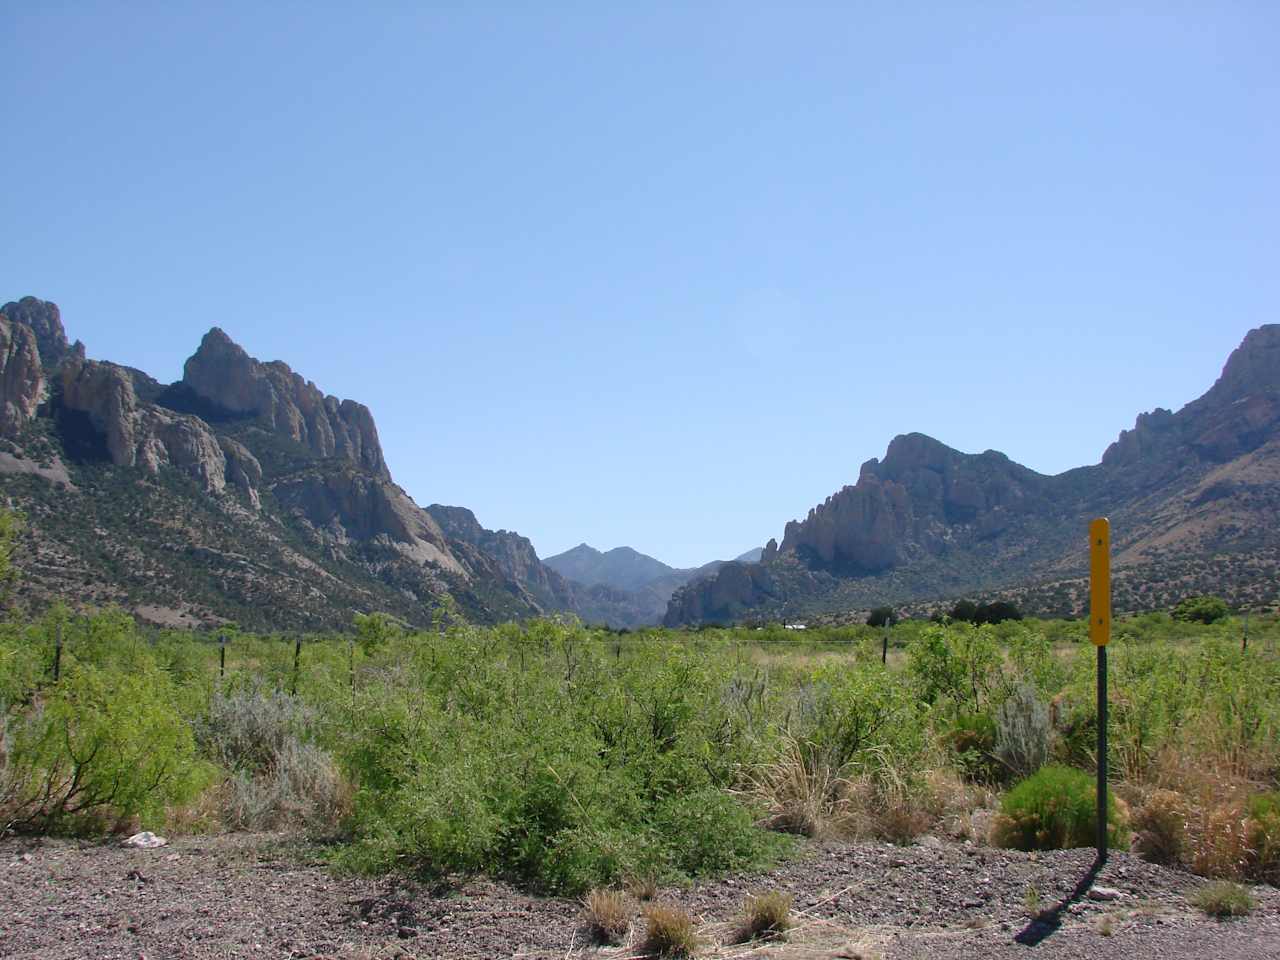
[
  {"left": 542, "top": 542, "right": 764, "bottom": 624},
  {"left": 666, "top": 324, "right": 1280, "bottom": 625},
  {"left": 0, "top": 296, "right": 649, "bottom": 630}
]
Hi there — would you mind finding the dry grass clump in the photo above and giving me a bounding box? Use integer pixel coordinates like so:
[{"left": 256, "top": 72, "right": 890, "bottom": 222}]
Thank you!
[
  {"left": 1132, "top": 789, "right": 1189, "bottom": 866},
  {"left": 1190, "top": 881, "right": 1256, "bottom": 918},
  {"left": 625, "top": 872, "right": 660, "bottom": 902},
  {"left": 1187, "top": 803, "right": 1250, "bottom": 880},
  {"left": 741, "top": 737, "right": 842, "bottom": 839},
  {"left": 639, "top": 902, "right": 699, "bottom": 957},
  {"left": 1130, "top": 753, "right": 1252, "bottom": 878},
  {"left": 734, "top": 890, "right": 793, "bottom": 943},
  {"left": 582, "top": 888, "right": 630, "bottom": 945},
  {"left": 838, "top": 755, "right": 967, "bottom": 844},
  {"left": 1245, "top": 792, "right": 1280, "bottom": 885}
]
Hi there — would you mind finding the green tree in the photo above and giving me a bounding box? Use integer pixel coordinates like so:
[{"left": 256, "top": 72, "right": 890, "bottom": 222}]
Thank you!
[
  {"left": 866, "top": 606, "right": 898, "bottom": 628},
  {"left": 976, "top": 600, "right": 1022, "bottom": 624},
  {"left": 0, "top": 508, "right": 23, "bottom": 610},
  {"left": 1171, "top": 595, "right": 1230, "bottom": 624}
]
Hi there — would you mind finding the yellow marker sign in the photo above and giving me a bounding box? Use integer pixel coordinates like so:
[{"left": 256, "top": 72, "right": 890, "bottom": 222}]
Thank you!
[{"left": 1090, "top": 517, "right": 1111, "bottom": 646}]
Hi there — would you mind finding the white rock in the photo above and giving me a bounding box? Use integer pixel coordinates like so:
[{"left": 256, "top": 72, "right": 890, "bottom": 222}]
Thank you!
[
  {"left": 1087, "top": 885, "right": 1122, "bottom": 901},
  {"left": 121, "top": 832, "right": 167, "bottom": 849}
]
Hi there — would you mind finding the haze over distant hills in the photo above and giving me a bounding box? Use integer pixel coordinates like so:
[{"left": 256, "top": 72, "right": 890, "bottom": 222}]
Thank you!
[
  {"left": 542, "top": 543, "right": 762, "bottom": 624},
  {"left": 666, "top": 324, "right": 1280, "bottom": 625}
]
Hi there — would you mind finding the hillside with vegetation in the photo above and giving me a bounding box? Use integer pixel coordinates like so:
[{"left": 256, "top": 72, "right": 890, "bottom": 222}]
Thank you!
[
  {"left": 0, "top": 297, "right": 660, "bottom": 630},
  {"left": 667, "top": 325, "right": 1280, "bottom": 625}
]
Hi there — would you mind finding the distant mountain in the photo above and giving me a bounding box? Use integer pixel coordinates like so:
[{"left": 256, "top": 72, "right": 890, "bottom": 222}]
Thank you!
[
  {"left": 735, "top": 547, "right": 763, "bottom": 564},
  {"left": 543, "top": 544, "right": 677, "bottom": 593},
  {"left": 667, "top": 325, "right": 1280, "bottom": 625},
  {"left": 0, "top": 296, "right": 647, "bottom": 630},
  {"left": 543, "top": 543, "right": 764, "bottom": 625}
]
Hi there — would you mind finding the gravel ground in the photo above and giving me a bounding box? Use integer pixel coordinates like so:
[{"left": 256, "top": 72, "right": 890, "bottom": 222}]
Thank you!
[{"left": 2, "top": 833, "right": 1277, "bottom": 959}]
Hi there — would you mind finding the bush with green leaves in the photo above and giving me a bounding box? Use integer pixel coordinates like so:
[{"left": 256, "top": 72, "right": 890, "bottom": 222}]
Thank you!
[
  {"left": 796, "top": 662, "right": 923, "bottom": 774},
  {"left": 2, "top": 658, "right": 207, "bottom": 833},
  {"left": 945, "top": 712, "right": 1000, "bottom": 783},
  {"left": 336, "top": 625, "right": 789, "bottom": 893},
  {"left": 866, "top": 606, "right": 897, "bottom": 628},
  {"left": 907, "top": 622, "right": 1002, "bottom": 715},
  {"left": 992, "top": 765, "right": 1127, "bottom": 851},
  {"left": 1172, "top": 595, "right": 1230, "bottom": 624}
]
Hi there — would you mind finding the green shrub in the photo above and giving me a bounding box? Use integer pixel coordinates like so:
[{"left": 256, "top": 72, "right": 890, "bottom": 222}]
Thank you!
[
  {"left": 800, "top": 663, "right": 923, "bottom": 772},
  {"left": 907, "top": 623, "right": 1001, "bottom": 714},
  {"left": 336, "top": 631, "right": 790, "bottom": 894},
  {"left": 992, "top": 766, "right": 1127, "bottom": 851},
  {"left": 2, "top": 661, "right": 207, "bottom": 833},
  {"left": 1190, "top": 881, "right": 1255, "bottom": 918},
  {"left": 946, "top": 712, "right": 1000, "bottom": 783},
  {"left": 1172, "top": 596, "right": 1230, "bottom": 624},
  {"left": 866, "top": 607, "right": 897, "bottom": 628}
]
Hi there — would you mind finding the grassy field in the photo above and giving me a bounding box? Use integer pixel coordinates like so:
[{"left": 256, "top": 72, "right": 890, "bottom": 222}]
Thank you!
[{"left": 2, "top": 607, "right": 1278, "bottom": 895}]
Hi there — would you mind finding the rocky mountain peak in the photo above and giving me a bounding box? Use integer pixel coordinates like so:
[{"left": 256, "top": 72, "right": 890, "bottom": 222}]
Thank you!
[
  {"left": 1103, "top": 325, "right": 1280, "bottom": 469},
  {"left": 1200, "top": 323, "right": 1280, "bottom": 408},
  {"left": 183, "top": 327, "right": 389, "bottom": 479},
  {"left": 0, "top": 296, "right": 82, "bottom": 368}
]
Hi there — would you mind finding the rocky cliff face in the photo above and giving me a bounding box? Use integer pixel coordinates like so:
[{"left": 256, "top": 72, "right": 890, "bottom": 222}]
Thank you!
[
  {"left": 426, "top": 504, "right": 575, "bottom": 611},
  {"left": 668, "top": 324, "right": 1280, "bottom": 625},
  {"left": 183, "top": 328, "right": 388, "bottom": 478},
  {"left": 0, "top": 298, "right": 630, "bottom": 629},
  {"left": 0, "top": 316, "right": 45, "bottom": 435},
  {"left": 1104, "top": 326, "right": 1280, "bottom": 472},
  {"left": 58, "top": 357, "right": 230, "bottom": 494},
  {"left": 779, "top": 433, "right": 1053, "bottom": 574},
  {"left": 0, "top": 297, "right": 82, "bottom": 370},
  {"left": 275, "top": 472, "right": 463, "bottom": 574}
]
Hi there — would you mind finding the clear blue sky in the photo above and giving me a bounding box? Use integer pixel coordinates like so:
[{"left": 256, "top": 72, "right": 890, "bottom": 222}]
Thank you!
[{"left": 4, "top": 3, "right": 1277, "bottom": 567}]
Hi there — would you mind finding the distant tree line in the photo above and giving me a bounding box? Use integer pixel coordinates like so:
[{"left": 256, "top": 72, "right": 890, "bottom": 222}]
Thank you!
[{"left": 938, "top": 598, "right": 1023, "bottom": 625}]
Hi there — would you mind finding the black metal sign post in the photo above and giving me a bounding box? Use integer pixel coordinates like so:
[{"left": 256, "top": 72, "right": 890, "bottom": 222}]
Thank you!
[
  {"left": 1089, "top": 518, "right": 1111, "bottom": 864},
  {"left": 219, "top": 632, "right": 227, "bottom": 680}
]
